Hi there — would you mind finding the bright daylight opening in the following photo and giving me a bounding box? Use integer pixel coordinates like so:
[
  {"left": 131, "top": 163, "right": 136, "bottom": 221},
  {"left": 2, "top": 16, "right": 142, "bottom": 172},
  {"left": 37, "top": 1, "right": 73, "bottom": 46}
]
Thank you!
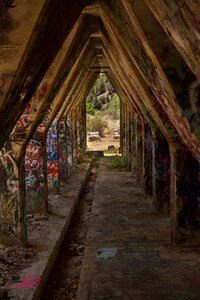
[{"left": 86, "top": 73, "right": 121, "bottom": 156}]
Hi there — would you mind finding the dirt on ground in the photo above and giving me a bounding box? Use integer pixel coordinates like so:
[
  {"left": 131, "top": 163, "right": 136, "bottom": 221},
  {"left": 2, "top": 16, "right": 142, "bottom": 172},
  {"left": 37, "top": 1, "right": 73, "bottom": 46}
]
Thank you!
[
  {"left": 87, "top": 136, "right": 120, "bottom": 152},
  {"left": 0, "top": 243, "right": 35, "bottom": 299}
]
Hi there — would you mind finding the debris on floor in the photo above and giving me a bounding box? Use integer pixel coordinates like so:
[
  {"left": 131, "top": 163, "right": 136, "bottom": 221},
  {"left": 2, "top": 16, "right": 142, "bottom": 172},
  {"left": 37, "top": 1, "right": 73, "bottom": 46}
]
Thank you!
[{"left": 0, "top": 243, "right": 35, "bottom": 287}]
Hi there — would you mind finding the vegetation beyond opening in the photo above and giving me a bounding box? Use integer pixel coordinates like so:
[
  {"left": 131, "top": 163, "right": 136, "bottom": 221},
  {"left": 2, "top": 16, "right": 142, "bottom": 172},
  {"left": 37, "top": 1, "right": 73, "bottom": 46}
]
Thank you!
[{"left": 86, "top": 74, "right": 120, "bottom": 154}]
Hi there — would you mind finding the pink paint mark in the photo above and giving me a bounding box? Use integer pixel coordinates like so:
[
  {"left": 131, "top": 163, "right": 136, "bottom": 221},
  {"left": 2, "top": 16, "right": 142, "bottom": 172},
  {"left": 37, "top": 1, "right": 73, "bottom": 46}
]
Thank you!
[{"left": 15, "top": 275, "right": 40, "bottom": 289}]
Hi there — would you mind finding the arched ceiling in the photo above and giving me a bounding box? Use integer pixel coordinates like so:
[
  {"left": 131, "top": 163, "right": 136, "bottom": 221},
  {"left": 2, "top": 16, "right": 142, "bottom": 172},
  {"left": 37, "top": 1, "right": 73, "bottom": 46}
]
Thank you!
[{"left": 0, "top": 0, "right": 200, "bottom": 161}]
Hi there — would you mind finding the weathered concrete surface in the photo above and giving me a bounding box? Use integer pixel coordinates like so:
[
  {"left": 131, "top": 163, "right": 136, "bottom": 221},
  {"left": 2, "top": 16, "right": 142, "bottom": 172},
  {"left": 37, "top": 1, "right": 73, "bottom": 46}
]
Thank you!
[
  {"left": 77, "top": 157, "right": 200, "bottom": 299},
  {"left": 6, "top": 162, "right": 92, "bottom": 300}
]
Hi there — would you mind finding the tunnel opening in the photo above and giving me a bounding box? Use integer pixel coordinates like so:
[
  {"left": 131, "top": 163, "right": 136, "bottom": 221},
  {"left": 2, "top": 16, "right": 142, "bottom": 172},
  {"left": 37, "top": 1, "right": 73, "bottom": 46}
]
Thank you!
[{"left": 86, "top": 73, "right": 120, "bottom": 156}]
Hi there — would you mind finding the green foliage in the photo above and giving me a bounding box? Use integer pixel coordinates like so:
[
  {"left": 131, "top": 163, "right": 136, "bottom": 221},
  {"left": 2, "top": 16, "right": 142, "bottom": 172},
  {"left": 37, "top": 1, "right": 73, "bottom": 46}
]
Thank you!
[
  {"left": 86, "top": 102, "right": 96, "bottom": 115},
  {"left": 99, "top": 77, "right": 106, "bottom": 94},
  {"left": 107, "top": 94, "right": 120, "bottom": 119},
  {"left": 101, "top": 156, "right": 126, "bottom": 170},
  {"left": 86, "top": 74, "right": 120, "bottom": 114},
  {"left": 86, "top": 74, "right": 120, "bottom": 136},
  {"left": 87, "top": 112, "right": 108, "bottom": 137}
]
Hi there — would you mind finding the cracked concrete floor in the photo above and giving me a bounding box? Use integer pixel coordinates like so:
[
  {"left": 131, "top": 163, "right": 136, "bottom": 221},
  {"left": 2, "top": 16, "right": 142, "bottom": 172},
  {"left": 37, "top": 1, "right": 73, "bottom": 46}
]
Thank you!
[{"left": 76, "top": 157, "right": 200, "bottom": 300}]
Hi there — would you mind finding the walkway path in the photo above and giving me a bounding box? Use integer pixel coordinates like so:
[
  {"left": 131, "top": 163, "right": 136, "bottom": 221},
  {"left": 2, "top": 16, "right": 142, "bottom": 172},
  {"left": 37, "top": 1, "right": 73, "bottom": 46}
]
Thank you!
[{"left": 76, "top": 157, "right": 200, "bottom": 300}]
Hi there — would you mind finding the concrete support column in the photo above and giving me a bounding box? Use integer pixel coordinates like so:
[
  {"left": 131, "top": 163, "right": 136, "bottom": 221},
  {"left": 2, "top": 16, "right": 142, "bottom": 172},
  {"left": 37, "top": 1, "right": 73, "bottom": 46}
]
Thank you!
[
  {"left": 170, "top": 141, "right": 178, "bottom": 246},
  {"left": 120, "top": 100, "right": 124, "bottom": 156},
  {"left": 130, "top": 111, "right": 136, "bottom": 174},
  {"left": 0, "top": 141, "right": 27, "bottom": 244},
  {"left": 46, "top": 122, "right": 60, "bottom": 193},
  {"left": 152, "top": 130, "right": 170, "bottom": 212},
  {"left": 66, "top": 114, "right": 73, "bottom": 178},
  {"left": 152, "top": 131, "right": 157, "bottom": 208},
  {"left": 144, "top": 125, "right": 153, "bottom": 195},
  {"left": 128, "top": 110, "right": 133, "bottom": 171},
  {"left": 58, "top": 118, "right": 67, "bottom": 181},
  {"left": 136, "top": 117, "right": 144, "bottom": 182},
  {"left": 71, "top": 108, "right": 78, "bottom": 166},
  {"left": 121, "top": 102, "right": 126, "bottom": 159},
  {"left": 76, "top": 105, "right": 82, "bottom": 163},
  {"left": 126, "top": 108, "right": 131, "bottom": 169},
  {"left": 78, "top": 102, "right": 87, "bottom": 158},
  {"left": 170, "top": 141, "right": 200, "bottom": 245},
  {"left": 18, "top": 155, "right": 27, "bottom": 244},
  {"left": 0, "top": 81, "right": 50, "bottom": 243},
  {"left": 125, "top": 106, "right": 131, "bottom": 167},
  {"left": 25, "top": 133, "right": 48, "bottom": 213}
]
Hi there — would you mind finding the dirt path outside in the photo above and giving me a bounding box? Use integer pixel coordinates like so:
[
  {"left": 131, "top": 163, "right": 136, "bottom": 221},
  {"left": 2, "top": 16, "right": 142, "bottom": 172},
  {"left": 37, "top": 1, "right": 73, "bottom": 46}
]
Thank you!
[{"left": 87, "top": 136, "right": 120, "bottom": 152}]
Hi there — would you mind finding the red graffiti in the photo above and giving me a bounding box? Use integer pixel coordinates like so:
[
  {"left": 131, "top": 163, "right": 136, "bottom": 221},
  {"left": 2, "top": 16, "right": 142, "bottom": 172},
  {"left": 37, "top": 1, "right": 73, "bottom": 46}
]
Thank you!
[
  {"left": 18, "top": 115, "right": 29, "bottom": 129},
  {"left": 47, "top": 161, "right": 59, "bottom": 175},
  {"left": 37, "top": 81, "right": 49, "bottom": 98}
]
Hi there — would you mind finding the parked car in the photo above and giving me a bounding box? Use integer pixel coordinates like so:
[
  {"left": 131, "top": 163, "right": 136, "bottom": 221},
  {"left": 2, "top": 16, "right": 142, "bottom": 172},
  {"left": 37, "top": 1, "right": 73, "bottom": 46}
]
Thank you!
[
  {"left": 111, "top": 131, "right": 120, "bottom": 140},
  {"left": 87, "top": 131, "right": 101, "bottom": 141}
]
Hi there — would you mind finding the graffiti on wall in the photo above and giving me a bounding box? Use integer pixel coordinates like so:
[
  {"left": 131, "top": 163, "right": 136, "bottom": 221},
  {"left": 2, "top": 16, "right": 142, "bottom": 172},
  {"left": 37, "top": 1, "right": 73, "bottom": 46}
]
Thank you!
[
  {"left": 66, "top": 117, "right": 73, "bottom": 172},
  {"left": 25, "top": 139, "right": 45, "bottom": 211},
  {"left": 0, "top": 142, "right": 18, "bottom": 235},
  {"left": 11, "top": 81, "right": 49, "bottom": 141},
  {"left": 58, "top": 120, "right": 67, "bottom": 180},
  {"left": 47, "top": 123, "right": 59, "bottom": 191},
  {"left": 0, "top": 80, "right": 49, "bottom": 234},
  {"left": 125, "top": 22, "right": 200, "bottom": 160},
  {"left": 77, "top": 120, "right": 81, "bottom": 160}
]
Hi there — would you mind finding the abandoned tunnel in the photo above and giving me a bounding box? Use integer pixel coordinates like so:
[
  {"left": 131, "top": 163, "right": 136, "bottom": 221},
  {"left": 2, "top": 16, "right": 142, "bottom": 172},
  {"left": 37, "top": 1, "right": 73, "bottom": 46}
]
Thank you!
[{"left": 1, "top": 0, "right": 200, "bottom": 299}]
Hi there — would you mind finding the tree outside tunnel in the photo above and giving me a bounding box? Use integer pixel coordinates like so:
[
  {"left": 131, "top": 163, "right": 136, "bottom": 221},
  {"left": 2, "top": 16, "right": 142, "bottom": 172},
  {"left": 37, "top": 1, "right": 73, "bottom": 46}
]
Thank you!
[{"left": 86, "top": 74, "right": 120, "bottom": 154}]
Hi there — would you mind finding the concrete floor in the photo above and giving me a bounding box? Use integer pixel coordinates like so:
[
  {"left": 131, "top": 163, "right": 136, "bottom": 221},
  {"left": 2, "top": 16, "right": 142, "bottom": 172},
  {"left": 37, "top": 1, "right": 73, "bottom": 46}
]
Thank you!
[{"left": 76, "top": 157, "right": 200, "bottom": 300}]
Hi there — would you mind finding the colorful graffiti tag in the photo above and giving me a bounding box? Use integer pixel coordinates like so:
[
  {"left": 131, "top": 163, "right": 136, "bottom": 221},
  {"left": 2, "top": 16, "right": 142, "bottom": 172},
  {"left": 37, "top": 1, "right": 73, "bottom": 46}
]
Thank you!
[
  {"left": 125, "top": 21, "right": 200, "bottom": 162},
  {"left": 0, "top": 142, "right": 18, "bottom": 235},
  {"left": 58, "top": 120, "right": 67, "bottom": 180},
  {"left": 47, "top": 123, "right": 59, "bottom": 191},
  {"left": 11, "top": 81, "right": 49, "bottom": 140},
  {"left": 25, "top": 139, "right": 45, "bottom": 211}
]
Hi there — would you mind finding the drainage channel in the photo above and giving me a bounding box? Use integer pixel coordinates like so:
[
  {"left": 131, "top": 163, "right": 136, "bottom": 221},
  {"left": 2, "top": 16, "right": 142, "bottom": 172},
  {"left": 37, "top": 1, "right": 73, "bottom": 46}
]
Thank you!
[{"left": 43, "top": 160, "right": 99, "bottom": 300}]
